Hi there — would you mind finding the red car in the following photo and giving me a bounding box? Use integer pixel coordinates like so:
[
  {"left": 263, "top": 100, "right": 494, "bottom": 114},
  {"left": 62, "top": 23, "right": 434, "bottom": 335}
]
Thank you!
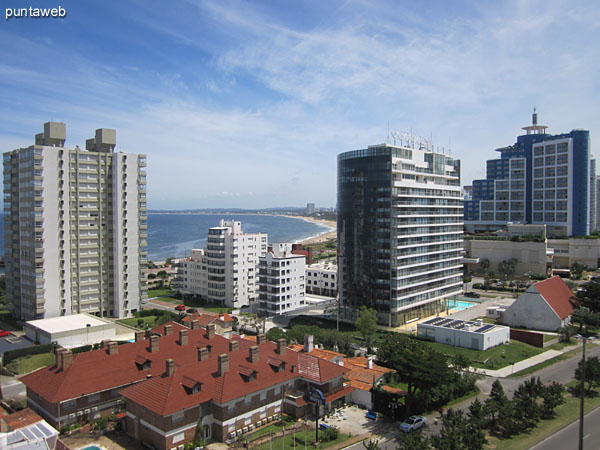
[
  {"left": 0, "top": 330, "right": 12, "bottom": 337},
  {"left": 174, "top": 304, "right": 186, "bottom": 311}
]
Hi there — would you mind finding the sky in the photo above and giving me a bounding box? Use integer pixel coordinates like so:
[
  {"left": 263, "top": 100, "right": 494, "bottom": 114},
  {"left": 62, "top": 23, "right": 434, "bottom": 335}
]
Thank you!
[{"left": 1, "top": 0, "right": 599, "bottom": 209}]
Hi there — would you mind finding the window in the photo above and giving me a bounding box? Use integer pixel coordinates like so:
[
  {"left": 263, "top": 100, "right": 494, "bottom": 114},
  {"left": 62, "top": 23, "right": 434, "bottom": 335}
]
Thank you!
[{"left": 172, "top": 432, "right": 185, "bottom": 443}]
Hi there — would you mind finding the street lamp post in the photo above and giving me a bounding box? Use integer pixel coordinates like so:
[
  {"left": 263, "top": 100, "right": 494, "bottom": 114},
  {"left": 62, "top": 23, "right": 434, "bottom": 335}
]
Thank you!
[{"left": 579, "top": 337, "right": 587, "bottom": 450}]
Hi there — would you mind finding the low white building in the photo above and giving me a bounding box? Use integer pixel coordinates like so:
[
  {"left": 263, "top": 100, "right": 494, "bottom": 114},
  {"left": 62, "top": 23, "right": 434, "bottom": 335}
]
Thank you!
[
  {"left": 501, "top": 276, "right": 574, "bottom": 331},
  {"left": 306, "top": 263, "right": 337, "bottom": 297},
  {"left": 418, "top": 317, "right": 510, "bottom": 351},
  {"left": 25, "top": 314, "right": 116, "bottom": 348},
  {"left": 257, "top": 243, "right": 306, "bottom": 316}
]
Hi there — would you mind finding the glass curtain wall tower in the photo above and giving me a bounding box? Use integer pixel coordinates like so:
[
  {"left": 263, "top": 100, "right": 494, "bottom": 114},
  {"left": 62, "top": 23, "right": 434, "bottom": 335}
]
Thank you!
[{"left": 337, "top": 141, "right": 463, "bottom": 327}]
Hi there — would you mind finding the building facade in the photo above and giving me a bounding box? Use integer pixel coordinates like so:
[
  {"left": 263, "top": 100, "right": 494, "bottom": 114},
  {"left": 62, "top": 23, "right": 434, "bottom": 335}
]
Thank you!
[
  {"left": 464, "top": 111, "right": 591, "bottom": 237},
  {"left": 173, "top": 220, "right": 267, "bottom": 308},
  {"left": 337, "top": 140, "right": 463, "bottom": 326},
  {"left": 257, "top": 243, "right": 306, "bottom": 316},
  {"left": 3, "top": 123, "right": 147, "bottom": 321},
  {"left": 306, "top": 263, "right": 337, "bottom": 297}
]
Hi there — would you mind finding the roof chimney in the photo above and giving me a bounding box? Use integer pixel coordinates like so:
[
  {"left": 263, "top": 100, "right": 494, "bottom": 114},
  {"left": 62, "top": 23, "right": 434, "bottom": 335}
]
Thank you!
[
  {"left": 206, "top": 324, "right": 216, "bottom": 340},
  {"left": 179, "top": 329, "right": 189, "bottom": 346},
  {"left": 164, "top": 324, "right": 173, "bottom": 336},
  {"left": 198, "top": 346, "right": 209, "bottom": 362},
  {"left": 276, "top": 339, "right": 286, "bottom": 355},
  {"left": 165, "top": 359, "right": 175, "bottom": 377},
  {"left": 229, "top": 340, "right": 239, "bottom": 352},
  {"left": 106, "top": 341, "right": 118, "bottom": 355},
  {"left": 55, "top": 348, "right": 65, "bottom": 369},
  {"left": 249, "top": 345, "right": 259, "bottom": 363},
  {"left": 135, "top": 330, "right": 145, "bottom": 342},
  {"left": 304, "top": 335, "right": 314, "bottom": 353},
  {"left": 218, "top": 354, "right": 229, "bottom": 376},
  {"left": 367, "top": 357, "right": 373, "bottom": 369},
  {"left": 257, "top": 334, "right": 266, "bottom": 345},
  {"left": 62, "top": 350, "right": 73, "bottom": 370},
  {"left": 191, "top": 320, "right": 200, "bottom": 330},
  {"left": 148, "top": 335, "right": 159, "bottom": 353}
]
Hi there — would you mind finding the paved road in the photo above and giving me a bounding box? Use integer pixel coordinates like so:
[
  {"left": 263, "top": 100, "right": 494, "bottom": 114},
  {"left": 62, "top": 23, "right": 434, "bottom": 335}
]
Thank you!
[{"left": 530, "top": 406, "right": 600, "bottom": 450}]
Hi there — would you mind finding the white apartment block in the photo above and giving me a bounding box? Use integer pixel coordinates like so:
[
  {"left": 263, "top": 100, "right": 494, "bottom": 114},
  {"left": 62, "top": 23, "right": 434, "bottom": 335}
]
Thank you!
[
  {"left": 173, "top": 220, "right": 267, "bottom": 308},
  {"left": 3, "top": 122, "right": 147, "bottom": 321},
  {"left": 306, "top": 263, "right": 337, "bottom": 297},
  {"left": 257, "top": 243, "right": 306, "bottom": 316}
]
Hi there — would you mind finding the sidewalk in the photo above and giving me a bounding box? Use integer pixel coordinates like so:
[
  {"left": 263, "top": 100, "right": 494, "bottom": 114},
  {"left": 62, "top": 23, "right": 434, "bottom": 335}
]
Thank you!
[{"left": 472, "top": 342, "right": 583, "bottom": 378}]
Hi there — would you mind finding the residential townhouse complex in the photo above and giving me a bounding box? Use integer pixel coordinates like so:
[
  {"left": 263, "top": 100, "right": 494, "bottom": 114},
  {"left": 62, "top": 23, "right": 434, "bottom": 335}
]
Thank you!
[
  {"left": 337, "top": 140, "right": 463, "bottom": 326},
  {"left": 173, "top": 220, "right": 268, "bottom": 308},
  {"left": 464, "top": 111, "right": 592, "bottom": 237},
  {"left": 306, "top": 263, "right": 337, "bottom": 297},
  {"left": 3, "top": 122, "right": 147, "bottom": 320},
  {"left": 21, "top": 322, "right": 351, "bottom": 450},
  {"left": 257, "top": 243, "right": 306, "bottom": 316}
]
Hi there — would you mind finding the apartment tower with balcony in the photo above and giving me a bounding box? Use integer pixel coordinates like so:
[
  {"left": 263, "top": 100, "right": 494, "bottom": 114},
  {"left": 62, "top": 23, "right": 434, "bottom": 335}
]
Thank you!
[
  {"left": 337, "top": 138, "right": 463, "bottom": 327},
  {"left": 205, "top": 220, "right": 267, "bottom": 308},
  {"left": 3, "top": 122, "right": 148, "bottom": 321},
  {"left": 257, "top": 243, "right": 306, "bottom": 316}
]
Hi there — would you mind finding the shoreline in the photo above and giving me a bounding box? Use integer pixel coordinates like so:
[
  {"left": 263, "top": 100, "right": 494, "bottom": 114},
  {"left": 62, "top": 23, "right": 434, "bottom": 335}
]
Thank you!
[{"left": 278, "top": 214, "right": 337, "bottom": 245}]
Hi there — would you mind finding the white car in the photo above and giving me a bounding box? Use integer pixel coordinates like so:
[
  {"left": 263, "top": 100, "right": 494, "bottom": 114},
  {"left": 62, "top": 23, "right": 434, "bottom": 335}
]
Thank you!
[{"left": 400, "top": 415, "right": 427, "bottom": 432}]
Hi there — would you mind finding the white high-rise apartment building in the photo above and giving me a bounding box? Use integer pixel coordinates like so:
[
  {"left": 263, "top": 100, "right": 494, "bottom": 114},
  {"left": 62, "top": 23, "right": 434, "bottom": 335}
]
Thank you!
[
  {"left": 257, "top": 243, "right": 306, "bottom": 316},
  {"left": 306, "top": 263, "right": 337, "bottom": 297},
  {"left": 174, "top": 220, "right": 267, "bottom": 308},
  {"left": 3, "top": 122, "right": 147, "bottom": 321}
]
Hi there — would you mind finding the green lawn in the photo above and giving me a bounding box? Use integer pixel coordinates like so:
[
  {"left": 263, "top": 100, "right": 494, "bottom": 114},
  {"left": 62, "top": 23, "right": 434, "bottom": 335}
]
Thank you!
[
  {"left": 147, "top": 288, "right": 175, "bottom": 298},
  {"left": 418, "top": 339, "right": 545, "bottom": 370},
  {"left": 6, "top": 352, "right": 54, "bottom": 374},
  {"left": 118, "top": 316, "right": 158, "bottom": 329},
  {"left": 203, "top": 307, "right": 234, "bottom": 314},
  {"left": 256, "top": 429, "right": 350, "bottom": 450},
  {"left": 543, "top": 334, "right": 558, "bottom": 343},
  {"left": 488, "top": 387, "right": 600, "bottom": 449}
]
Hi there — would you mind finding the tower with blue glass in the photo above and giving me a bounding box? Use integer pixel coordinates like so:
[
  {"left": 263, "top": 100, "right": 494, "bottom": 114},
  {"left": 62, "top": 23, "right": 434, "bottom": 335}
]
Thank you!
[{"left": 464, "top": 111, "right": 591, "bottom": 237}]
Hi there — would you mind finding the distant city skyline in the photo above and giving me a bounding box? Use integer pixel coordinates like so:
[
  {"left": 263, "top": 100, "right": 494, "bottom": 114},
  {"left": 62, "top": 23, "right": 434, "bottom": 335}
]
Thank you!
[{"left": 2, "top": 0, "right": 598, "bottom": 209}]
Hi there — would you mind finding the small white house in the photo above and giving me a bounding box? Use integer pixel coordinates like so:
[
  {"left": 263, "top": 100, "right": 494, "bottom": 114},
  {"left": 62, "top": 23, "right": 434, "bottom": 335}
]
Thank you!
[
  {"left": 418, "top": 317, "right": 510, "bottom": 350},
  {"left": 501, "top": 276, "right": 574, "bottom": 331},
  {"left": 25, "top": 314, "right": 116, "bottom": 348}
]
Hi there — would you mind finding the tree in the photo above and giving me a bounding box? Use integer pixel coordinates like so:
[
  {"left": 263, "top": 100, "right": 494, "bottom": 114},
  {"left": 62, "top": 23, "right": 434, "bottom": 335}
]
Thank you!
[
  {"left": 541, "top": 382, "right": 565, "bottom": 419},
  {"left": 377, "top": 333, "right": 451, "bottom": 416},
  {"left": 399, "top": 432, "right": 430, "bottom": 450},
  {"left": 266, "top": 327, "right": 287, "bottom": 343},
  {"left": 484, "top": 380, "right": 508, "bottom": 429},
  {"left": 479, "top": 258, "right": 490, "bottom": 274},
  {"left": 498, "top": 258, "right": 519, "bottom": 278},
  {"left": 362, "top": 439, "right": 381, "bottom": 450},
  {"left": 157, "top": 270, "right": 169, "bottom": 280},
  {"left": 511, "top": 380, "right": 542, "bottom": 431},
  {"left": 570, "top": 279, "right": 600, "bottom": 331},
  {"left": 571, "top": 261, "right": 587, "bottom": 280},
  {"left": 355, "top": 306, "right": 377, "bottom": 352},
  {"left": 430, "top": 408, "right": 467, "bottom": 450},
  {"left": 575, "top": 356, "right": 600, "bottom": 396}
]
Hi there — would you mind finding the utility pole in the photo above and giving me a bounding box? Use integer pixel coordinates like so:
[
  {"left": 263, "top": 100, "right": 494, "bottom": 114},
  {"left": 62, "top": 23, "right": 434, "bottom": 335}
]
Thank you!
[{"left": 579, "top": 337, "right": 586, "bottom": 450}]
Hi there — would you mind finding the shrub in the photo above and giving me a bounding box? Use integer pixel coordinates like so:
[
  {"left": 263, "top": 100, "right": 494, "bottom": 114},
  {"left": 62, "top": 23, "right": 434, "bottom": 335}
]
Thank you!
[
  {"left": 3, "top": 344, "right": 53, "bottom": 365},
  {"left": 320, "top": 426, "right": 339, "bottom": 442}
]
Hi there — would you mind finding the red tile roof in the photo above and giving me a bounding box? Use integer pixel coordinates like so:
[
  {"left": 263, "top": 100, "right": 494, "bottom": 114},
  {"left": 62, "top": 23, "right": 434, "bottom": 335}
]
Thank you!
[
  {"left": 4, "top": 408, "right": 44, "bottom": 430},
  {"left": 22, "top": 321, "right": 348, "bottom": 418},
  {"left": 287, "top": 344, "right": 344, "bottom": 362},
  {"left": 534, "top": 276, "right": 575, "bottom": 320},
  {"left": 120, "top": 339, "right": 348, "bottom": 416},
  {"left": 382, "top": 385, "right": 407, "bottom": 395},
  {"left": 181, "top": 312, "right": 234, "bottom": 326},
  {"left": 343, "top": 357, "right": 394, "bottom": 392}
]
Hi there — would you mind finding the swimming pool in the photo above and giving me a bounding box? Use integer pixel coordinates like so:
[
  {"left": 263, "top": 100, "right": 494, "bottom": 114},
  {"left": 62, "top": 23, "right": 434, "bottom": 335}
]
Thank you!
[
  {"left": 446, "top": 300, "right": 476, "bottom": 311},
  {"left": 80, "top": 446, "right": 102, "bottom": 450}
]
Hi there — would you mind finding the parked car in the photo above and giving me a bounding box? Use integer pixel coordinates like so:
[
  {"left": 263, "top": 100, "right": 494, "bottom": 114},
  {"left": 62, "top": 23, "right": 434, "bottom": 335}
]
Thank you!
[
  {"left": 508, "top": 281, "right": 516, "bottom": 287},
  {"left": 0, "top": 330, "right": 12, "bottom": 337},
  {"left": 518, "top": 283, "right": 526, "bottom": 289},
  {"left": 186, "top": 308, "right": 198, "bottom": 314},
  {"left": 400, "top": 415, "right": 427, "bottom": 432},
  {"left": 175, "top": 304, "right": 186, "bottom": 311},
  {"left": 366, "top": 410, "right": 377, "bottom": 420},
  {"left": 464, "top": 292, "right": 480, "bottom": 298}
]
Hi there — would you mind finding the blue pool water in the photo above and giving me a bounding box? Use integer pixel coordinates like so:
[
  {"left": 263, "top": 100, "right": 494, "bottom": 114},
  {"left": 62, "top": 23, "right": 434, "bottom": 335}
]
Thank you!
[
  {"left": 447, "top": 300, "right": 476, "bottom": 311},
  {"left": 81, "top": 446, "right": 102, "bottom": 450}
]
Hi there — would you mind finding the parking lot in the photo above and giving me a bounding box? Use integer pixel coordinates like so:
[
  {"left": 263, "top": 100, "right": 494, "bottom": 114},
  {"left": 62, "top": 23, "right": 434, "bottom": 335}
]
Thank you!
[{"left": 319, "top": 405, "right": 394, "bottom": 437}]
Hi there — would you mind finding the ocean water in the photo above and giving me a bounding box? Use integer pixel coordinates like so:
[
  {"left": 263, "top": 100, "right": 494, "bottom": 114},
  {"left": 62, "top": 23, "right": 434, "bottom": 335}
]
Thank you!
[{"left": 0, "top": 213, "right": 332, "bottom": 262}]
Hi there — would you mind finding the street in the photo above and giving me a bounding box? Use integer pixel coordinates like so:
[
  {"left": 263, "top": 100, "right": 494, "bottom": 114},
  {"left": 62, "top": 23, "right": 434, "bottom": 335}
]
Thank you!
[{"left": 530, "top": 407, "right": 600, "bottom": 450}]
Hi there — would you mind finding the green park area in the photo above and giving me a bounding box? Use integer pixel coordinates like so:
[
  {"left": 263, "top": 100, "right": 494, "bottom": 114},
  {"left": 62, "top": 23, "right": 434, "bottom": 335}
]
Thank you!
[{"left": 5, "top": 352, "right": 55, "bottom": 375}]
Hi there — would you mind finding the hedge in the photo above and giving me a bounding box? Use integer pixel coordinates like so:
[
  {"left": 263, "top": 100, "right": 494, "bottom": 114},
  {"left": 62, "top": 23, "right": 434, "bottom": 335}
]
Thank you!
[{"left": 3, "top": 344, "right": 54, "bottom": 365}]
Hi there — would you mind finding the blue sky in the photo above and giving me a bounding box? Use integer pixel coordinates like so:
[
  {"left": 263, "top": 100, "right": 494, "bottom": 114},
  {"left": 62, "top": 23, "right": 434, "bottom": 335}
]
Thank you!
[{"left": 2, "top": 0, "right": 599, "bottom": 209}]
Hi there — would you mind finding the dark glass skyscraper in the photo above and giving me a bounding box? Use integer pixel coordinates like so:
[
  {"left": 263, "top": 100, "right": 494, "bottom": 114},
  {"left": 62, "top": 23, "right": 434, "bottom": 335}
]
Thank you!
[{"left": 337, "top": 142, "right": 463, "bottom": 327}]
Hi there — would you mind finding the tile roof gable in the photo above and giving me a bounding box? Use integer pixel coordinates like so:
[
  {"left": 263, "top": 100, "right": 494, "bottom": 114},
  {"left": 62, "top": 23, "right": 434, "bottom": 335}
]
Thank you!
[{"left": 533, "top": 276, "right": 575, "bottom": 320}]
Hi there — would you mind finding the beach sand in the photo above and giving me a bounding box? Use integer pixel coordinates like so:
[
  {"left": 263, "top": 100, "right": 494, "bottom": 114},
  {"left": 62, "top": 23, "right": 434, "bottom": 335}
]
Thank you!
[{"left": 280, "top": 215, "right": 337, "bottom": 245}]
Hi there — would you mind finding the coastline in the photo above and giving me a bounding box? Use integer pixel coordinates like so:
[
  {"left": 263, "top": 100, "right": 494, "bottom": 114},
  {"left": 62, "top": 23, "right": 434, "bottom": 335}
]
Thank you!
[{"left": 278, "top": 214, "right": 337, "bottom": 245}]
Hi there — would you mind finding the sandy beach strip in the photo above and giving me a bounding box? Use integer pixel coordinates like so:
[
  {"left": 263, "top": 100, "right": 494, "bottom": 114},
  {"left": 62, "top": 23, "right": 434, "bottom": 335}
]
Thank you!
[{"left": 278, "top": 215, "right": 337, "bottom": 245}]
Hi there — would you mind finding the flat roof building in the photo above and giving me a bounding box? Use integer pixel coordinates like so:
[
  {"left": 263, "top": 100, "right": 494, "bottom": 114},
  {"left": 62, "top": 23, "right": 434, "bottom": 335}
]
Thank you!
[
  {"left": 25, "top": 313, "right": 116, "bottom": 348},
  {"left": 418, "top": 317, "right": 510, "bottom": 351}
]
